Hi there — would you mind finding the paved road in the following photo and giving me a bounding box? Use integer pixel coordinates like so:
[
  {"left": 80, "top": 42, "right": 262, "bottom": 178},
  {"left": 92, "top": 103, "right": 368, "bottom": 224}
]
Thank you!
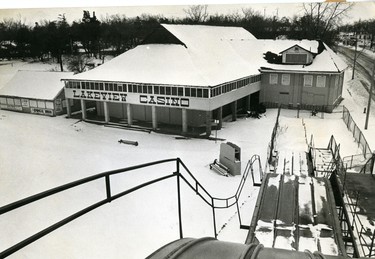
[
  {"left": 336, "top": 46, "right": 374, "bottom": 79},
  {"left": 336, "top": 46, "right": 375, "bottom": 102}
]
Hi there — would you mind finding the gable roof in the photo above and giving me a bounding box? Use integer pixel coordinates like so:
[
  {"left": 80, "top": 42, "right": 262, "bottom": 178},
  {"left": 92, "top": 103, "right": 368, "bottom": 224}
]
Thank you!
[
  {"left": 279, "top": 43, "right": 317, "bottom": 54},
  {"left": 65, "top": 24, "right": 259, "bottom": 87},
  {"left": 63, "top": 24, "right": 346, "bottom": 87},
  {"left": 0, "top": 70, "right": 74, "bottom": 100}
]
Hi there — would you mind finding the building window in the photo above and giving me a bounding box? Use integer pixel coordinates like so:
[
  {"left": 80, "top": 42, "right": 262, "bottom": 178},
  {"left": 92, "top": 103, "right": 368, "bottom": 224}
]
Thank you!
[
  {"left": 143, "top": 85, "right": 147, "bottom": 93},
  {"left": 203, "top": 89, "right": 209, "bottom": 98},
  {"left": 316, "top": 76, "right": 326, "bottom": 88},
  {"left": 191, "top": 88, "right": 196, "bottom": 97},
  {"left": 154, "top": 86, "right": 159, "bottom": 94},
  {"left": 118, "top": 85, "right": 123, "bottom": 92},
  {"left": 178, "top": 87, "right": 183, "bottom": 96},
  {"left": 185, "top": 88, "right": 191, "bottom": 97},
  {"left": 165, "top": 86, "right": 171, "bottom": 95},
  {"left": 281, "top": 74, "right": 290, "bottom": 86},
  {"left": 270, "top": 74, "right": 278, "bottom": 85},
  {"left": 14, "top": 99, "right": 21, "bottom": 106},
  {"left": 123, "top": 84, "right": 127, "bottom": 92},
  {"left": 148, "top": 85, "right": 153, "bottom": 94},
  {"left": 172, "top": 87, "right": 177, "bottom": 96},
  {"left": 99, "top": 83, "right": 104, "bottom": 91},
  {"left": 160, "top": 86, "right": 165, "bottom": 95},
  {"left": 0, "top": 97, "right": 6, "bottom": 104},
  {"left": 37, "top": 100, "right": 46, "bottom": 108},
  {"left": 304, "top": 75, "right": 313, "bottom": 87},
  {"left": 46, "top": 101, "right": 54, "bottom": 109},
  {"left": 30, "top": 100, "right": 37, "bottom": 107},
  {"left": 285, "top": 54, "right": 307, "bottom": 64},
  {"left": 6, "top": 98, "right": 14, "bottom": 105},
  {"left": 197, "top": 89, "right": 203, "bottom": 98}
]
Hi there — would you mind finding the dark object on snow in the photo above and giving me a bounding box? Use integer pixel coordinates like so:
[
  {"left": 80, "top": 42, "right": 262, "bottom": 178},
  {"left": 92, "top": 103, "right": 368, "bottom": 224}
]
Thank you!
[
  {"left": 209, "top": 159, "right": 230, "bottom": 177},
  {"left": 263, "top": 51, "right": 282, "bottom": 64},
  {"left": 248, "top": 103, "right": 266, "bottom": 119},
  {"left": 311, "top": 109, "right": 318, "bottom": 116},
  {"left": 118, "top": 139, "right": 138, "bottom": 146}
]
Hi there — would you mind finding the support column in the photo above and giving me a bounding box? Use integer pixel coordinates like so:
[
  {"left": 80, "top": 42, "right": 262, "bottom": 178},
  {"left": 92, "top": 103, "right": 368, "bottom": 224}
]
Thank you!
[
  {"left": 231, "top": 101, "right": 237, "bottom": 121},
  {"left": 66, "top": 98, "right": 71, "bottom": 118},
  {"left": 81, "top": 99, "right": 86, "bottom": 120},
  {"left": 127, "top": 103, "right": 133, "bottom": 125},
  {"left": 152, "top": 106, "right": 157, "bottom": 130},
  {"left": 246, "top": 94, "right": 251, "bottom": 112},
  {"left": 182, "top": 108, "right": 188, "bottom": 134},
  {"left": 205, "top": 111, "right": 212, "bottom": 137},
  {"left": 103, "top": 101, "right": 110, "bottom": 123},
  {"left": 217, "top": 106, "right": 223, "bottom": 130}
]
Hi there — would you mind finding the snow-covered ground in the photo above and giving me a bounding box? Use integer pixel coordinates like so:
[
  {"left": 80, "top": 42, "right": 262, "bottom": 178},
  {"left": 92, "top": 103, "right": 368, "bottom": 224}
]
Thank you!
[{"left": 1, "top": 51, "right": 375, "bottom": 258}]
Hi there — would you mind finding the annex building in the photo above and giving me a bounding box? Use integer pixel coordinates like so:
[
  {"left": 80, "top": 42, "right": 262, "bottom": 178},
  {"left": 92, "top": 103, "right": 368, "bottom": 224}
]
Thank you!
[
  {"left": 62, "top": 24, "right": 346, "bottom": 135},
  {"left": 0, "top": 71, "right": 74, "bottom": 116}
]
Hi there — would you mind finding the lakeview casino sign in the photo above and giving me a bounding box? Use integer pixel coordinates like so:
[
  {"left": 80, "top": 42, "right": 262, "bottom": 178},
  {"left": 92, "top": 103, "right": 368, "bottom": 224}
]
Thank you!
[{"left": 67, "top": 89, "right": 190, "bottom": 108}]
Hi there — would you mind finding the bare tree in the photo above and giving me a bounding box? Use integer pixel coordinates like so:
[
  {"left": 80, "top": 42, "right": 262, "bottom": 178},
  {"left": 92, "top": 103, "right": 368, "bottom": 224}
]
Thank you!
[
  {"left": 67, "top": 54, "right": 92, "bottom": 74},
  {"left": 302, "top": 2, "right": 353, "bottom": 41},
  {"left": 183, "top": 5, "right": 209, "bottom": 23}
]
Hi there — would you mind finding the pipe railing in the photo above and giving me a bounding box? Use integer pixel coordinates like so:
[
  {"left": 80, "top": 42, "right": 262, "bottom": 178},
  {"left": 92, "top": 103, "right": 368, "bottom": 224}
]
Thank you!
[{"left": 0, "top": 157, "right": 258, "bottom": 258}]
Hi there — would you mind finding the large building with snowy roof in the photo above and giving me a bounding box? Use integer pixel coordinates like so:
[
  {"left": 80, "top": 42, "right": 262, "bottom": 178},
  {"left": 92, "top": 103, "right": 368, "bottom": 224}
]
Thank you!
[
  {"left": 0, "top": 71, "right": 74, "bottom": 116},
  {"left": 62, "top": 24, "right": 346, "bottom": 135}
]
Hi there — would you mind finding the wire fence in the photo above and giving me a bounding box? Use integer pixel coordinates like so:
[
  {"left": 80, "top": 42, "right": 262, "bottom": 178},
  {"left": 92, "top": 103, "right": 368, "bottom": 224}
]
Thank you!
[
  {"left": 267, "top": 107, "right": 281, "bottom": 167},
  {"left": 342, "top": 106, "right": 373, "bottom": 160}
]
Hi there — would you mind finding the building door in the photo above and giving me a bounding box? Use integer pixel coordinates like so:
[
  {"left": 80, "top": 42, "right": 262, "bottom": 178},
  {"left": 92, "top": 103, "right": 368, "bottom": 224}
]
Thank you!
[{"left": 278, "top": 92, "right": 289, "bottom": 106}]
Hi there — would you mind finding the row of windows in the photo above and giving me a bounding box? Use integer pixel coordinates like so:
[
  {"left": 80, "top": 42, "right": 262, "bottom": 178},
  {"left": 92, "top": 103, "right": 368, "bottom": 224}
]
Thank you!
[
  {"left": 269, "top": 74, "right": 327, "bottom": 88},
  {"left": 0, "top": 97, "right": 54, "bottom": 109},
  {"left": 65, "top": 74, "right": 261, "bottom": 99},
  {"left": 210, "top": 74, "right": 261, "bottom": 97},
  {"left": 66, "top": 81, "right": 209, "bottom": 98}
]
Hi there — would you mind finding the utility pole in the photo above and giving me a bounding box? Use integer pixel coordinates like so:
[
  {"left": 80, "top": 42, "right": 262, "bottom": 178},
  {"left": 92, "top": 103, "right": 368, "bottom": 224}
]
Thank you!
[
  {"left": 365, "top": 62, "right": 375, "bottom": 130},
  {"left": 352, "top": 34, "right": 358, "bottom": 80}
]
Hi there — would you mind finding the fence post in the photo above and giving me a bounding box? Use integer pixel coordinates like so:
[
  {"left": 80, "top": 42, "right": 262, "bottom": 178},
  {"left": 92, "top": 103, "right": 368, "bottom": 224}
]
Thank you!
[{"left": 176, "top": 159, "right": 183, "bottom": 239}]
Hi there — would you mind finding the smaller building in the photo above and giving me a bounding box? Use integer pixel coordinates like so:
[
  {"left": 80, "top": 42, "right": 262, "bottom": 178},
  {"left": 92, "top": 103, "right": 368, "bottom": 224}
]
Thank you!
[{"left": 0, "top": 70, "right": 74, "bottom": 116}]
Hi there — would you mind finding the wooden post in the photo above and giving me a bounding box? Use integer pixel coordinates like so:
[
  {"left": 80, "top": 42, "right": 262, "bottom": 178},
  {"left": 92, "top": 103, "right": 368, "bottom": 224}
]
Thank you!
[
  {"left": 206, "top": 111, "right": 212, "bottom": 137},
  {"left": 66, "top": 98, "right": 71, "bottom": 117},
  {"left": 80, "top": 99, "right": 86, "bottom": 120},
  {"left": 126, "top": 103, "right": 132, "bottom": 125},
  {"left": 231, "top": 101, "right": 237, "bottom": 121},
  {"left": 182, "top": 108, "right": 188, "bottom": 134},
  {"left": 152, "top": 106, "right": 157, "bottom": 130},
  {"left": 103, "top": 101, "right": 109, "bottom": 123},
  {"left": 217, "top": 107, "right": 223, "bottom": 130}
]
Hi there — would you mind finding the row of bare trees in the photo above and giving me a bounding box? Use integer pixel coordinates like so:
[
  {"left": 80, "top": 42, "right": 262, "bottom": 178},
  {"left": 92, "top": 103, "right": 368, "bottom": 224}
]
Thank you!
[{"left": 0, "top": 3, "right": 359, "bottom": 71}]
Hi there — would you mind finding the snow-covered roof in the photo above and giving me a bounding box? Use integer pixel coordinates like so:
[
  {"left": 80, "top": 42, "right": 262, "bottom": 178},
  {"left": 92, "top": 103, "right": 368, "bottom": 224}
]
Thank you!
[
  {"left": 278, "top": 43, "right": 318, "bottom": 54},
  {"left": 63, "top": 24, "right": 346, "bottom": 87},
  {"left": 229, "top": 39, "right": 346, "bottom": 73},
  {"left": 0, "top": 70, "right": 74, "bottom": 100}
]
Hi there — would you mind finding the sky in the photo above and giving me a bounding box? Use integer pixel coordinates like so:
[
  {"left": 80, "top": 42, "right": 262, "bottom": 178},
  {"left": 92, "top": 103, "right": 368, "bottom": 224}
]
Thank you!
[{"left": 0, "top": 0, "right": 374, "bottom": 25}]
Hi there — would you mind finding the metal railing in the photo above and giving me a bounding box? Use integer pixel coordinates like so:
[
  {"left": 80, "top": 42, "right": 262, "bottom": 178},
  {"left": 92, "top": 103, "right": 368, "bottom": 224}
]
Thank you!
[{"left": 0, "top": 157, "right": 258, "bottom": 258}]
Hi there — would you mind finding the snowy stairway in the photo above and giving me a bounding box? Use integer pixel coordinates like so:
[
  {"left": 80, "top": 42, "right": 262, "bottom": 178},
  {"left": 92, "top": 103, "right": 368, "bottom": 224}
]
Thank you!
[
  {"left": 274, "top": 174, "right": 297, "bottom": 250},
  {"left": 248, "top": 173, "right": 342, "bottom": 255},
  {"left": 314, "top": 148, "right": 335, "bottom": 177},
  {"left": 275, "top": 151, "right": 309, "bottom": 177}
]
